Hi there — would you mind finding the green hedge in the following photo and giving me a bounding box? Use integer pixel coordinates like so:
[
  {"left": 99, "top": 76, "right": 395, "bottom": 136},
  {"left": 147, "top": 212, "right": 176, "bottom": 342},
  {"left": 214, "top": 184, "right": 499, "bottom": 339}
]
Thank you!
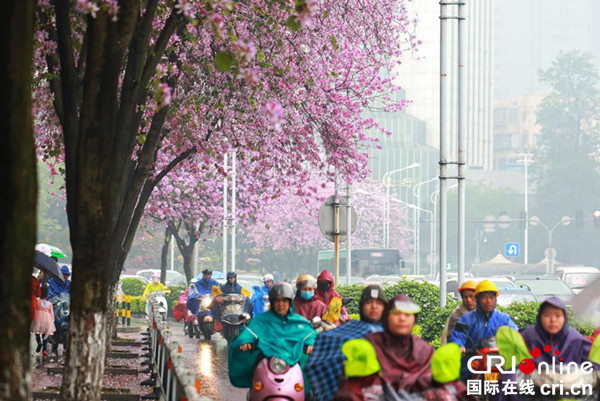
[
  {"left": 120, "top": 278, "right": 146, "bottom": 297},
  {"left": 122, "top": 285, "right": 186, "bottom": 317},
  {"left": 338, "top": 282, "right": 597, "bottom": 345},
  {"left": 337, "top": 281, "right": 456, "bottom": 343}
]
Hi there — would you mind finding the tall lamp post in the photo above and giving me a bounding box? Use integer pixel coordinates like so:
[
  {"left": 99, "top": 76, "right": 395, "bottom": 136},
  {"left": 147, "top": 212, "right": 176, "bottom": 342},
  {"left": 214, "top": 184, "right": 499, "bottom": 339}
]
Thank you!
[
  {"left": 382, "top": 163, "right": 420, "bottom": 248},
  {"left": 516, "top": 153, "right": 533, "bottom": 264},
  {"left": 529, "top": 215, "right": 571, "bottom": 274},
  {"left": 390, "top": 198, "right": 433, "bottom": 275},
  {"left": 412, "top": 176, "right": 438, "bottom": 274}
]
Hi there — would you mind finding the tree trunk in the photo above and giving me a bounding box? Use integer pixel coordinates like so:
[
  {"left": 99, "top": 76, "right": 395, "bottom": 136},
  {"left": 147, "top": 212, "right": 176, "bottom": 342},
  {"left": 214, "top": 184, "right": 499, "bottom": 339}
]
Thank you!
[
  {"left": 180, "top": 245, "right": 194, "bottom": 283},
  {"left": 160, "top": 227, "right": 170, "bottom": 283},
  {"left": 0, "top": 1, "right": 36, "bottom": 400}
]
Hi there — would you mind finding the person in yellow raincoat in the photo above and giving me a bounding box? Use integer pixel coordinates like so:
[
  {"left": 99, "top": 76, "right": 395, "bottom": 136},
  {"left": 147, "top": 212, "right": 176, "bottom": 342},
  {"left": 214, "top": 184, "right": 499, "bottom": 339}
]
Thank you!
[{"left": 143, "top": 273, "right": 169, "bottom": 316}]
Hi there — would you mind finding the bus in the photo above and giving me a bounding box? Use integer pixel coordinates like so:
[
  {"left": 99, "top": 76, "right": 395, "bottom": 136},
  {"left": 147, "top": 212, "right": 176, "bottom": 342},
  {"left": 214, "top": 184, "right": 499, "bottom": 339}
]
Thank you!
[{"left": 317, "top": 248, "right": 406, "bottom": 279}]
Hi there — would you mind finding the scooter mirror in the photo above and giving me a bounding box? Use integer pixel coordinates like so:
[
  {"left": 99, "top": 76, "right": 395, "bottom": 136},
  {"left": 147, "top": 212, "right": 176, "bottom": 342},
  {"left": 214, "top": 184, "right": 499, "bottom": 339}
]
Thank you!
[
  {"left": 311, "top": 316, "right": 322, "bottom": 329},
  {"left": 239, "top": 313, "right": 252, "bottom": 324}
]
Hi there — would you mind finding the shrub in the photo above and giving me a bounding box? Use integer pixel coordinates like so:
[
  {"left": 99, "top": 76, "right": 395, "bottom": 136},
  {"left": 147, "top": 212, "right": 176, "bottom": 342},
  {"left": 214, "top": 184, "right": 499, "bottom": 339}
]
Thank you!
[
  {"left": 120, "top": 278, "right": 146, "bottom": 297},
  {"left": 338, "top": 281, "right": 456, "bottom": 343}
]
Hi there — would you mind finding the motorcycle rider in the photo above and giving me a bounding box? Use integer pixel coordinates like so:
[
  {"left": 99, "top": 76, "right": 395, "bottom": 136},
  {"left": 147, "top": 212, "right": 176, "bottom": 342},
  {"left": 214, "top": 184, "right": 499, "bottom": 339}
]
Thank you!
[
  {"left": 48, "top": 265, "right": 71, "bottom": 300},
  {"left": 143, "top": 273, "right": 168, "bottom": 316},
  {"left": 293, "top": 274, "right": 328, "bottom": 321},
  {"left": 315, "top": 270, "right": 350, "bottom": 323},
  {"left": 251, "top": 273, "right": 275, "bottom": 315},
  {"left": 221, "top": 271, "right": 243, "bottom": 294},
  {"left": 194, "top": 268, "right": 220, "bottom": 295},
  {"left": 440, "top": 279, "right": 478, "bottom": 345},
  {"left": 305, "top": 285, "right": 388, "bottom": 401},
  {"left": 229, "top": 282, "right": 317, "bottom": 396},
  {"left": 448, "top": 280, "right": 518, "bottom": 380}
]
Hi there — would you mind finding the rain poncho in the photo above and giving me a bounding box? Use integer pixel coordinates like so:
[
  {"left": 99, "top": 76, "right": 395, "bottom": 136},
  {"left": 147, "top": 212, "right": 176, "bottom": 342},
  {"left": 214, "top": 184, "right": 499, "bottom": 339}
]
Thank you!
[
  {"left": 228, "top": 306, "right": 317, "bottom": 391},
  {"left": 448, "top": 293, "right": 518, "bottom": 380},
  {"left": 306, "top": 320, "right": 383, "bottom": 401},
  {"left": 47, "top": 277, "right": 70, "bottom": 300},
  {"left": 440, "top": 303, "right": 470, "bottom": 345},
  {"left": 521, "top": 296, "right": 592, "bottom": 364},
  {"left": 143, "top": 282, "right": 166, "bottom": 298},
  {"left": 316, "top": 270, "right": 350, "bottom": 322},
  {"left": 220, "top": 279, "right": 243, "bottom": 294},
  {"left": 251, "top": 284, "right": 271, "bottom": 315},
  {"left": 294, "top": 295, "right": 328, "bottom": 320},
  {"left": 194, "top": 277, "right": 220, "bottom": 295}
]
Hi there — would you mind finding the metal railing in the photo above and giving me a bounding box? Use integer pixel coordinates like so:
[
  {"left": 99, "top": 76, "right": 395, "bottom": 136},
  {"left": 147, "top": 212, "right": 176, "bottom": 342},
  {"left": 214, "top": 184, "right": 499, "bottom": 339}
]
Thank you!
[{"left": 147, "top": 297, "right": 204, "bottom": 401}]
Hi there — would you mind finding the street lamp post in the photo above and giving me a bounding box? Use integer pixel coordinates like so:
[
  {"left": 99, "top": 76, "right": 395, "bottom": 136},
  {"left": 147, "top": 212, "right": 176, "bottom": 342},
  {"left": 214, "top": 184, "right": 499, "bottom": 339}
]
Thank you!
[
  {"left": 529, "top": 216, "right": 571, "bottom": 274},
  {"left": 516, "top": 153, "right": 533, "bottom": 264},
  {"left": 390, "top": 198, "right": 433, "bottom": 275},
  {"left": 412, "top": 176, "right": 438, "bottom": 274},
  {"left": 382, "top": 163, "right": 420, "bottom": 248}
]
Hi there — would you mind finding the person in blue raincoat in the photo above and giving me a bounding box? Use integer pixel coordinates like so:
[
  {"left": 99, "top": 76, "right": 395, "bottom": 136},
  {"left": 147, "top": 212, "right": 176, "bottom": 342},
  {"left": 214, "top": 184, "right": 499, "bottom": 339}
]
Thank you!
[
  {"left": 48, "top": 265, "right": 71, "bottom": 300},
  {"left": 221, "top": 271, "right": 243, "bottom": 294},
  {"left": 194, "top": 268, "right": 220, "bottom": 296},
  {"left": 229, "top": 282, "right": 317, "bottom": 396},
  {"left": 250, "top": 273, "right": 274, "bottom": 315},
  {"left": 187, "top": 269, "right": 220, "bottom": 316},
  {"left": 448, "top": 280, "right": 518, "bottom": 380}
]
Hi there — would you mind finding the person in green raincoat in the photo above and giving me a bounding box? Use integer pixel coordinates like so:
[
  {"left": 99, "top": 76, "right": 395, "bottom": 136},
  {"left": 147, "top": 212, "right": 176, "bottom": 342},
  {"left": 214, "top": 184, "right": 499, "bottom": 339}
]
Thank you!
[{"left": 229, "top": 282, "right": 318, "bottom": 395}]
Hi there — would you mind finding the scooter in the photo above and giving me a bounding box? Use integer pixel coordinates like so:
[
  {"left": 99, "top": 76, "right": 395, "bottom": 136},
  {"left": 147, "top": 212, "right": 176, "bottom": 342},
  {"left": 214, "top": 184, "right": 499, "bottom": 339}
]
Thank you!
[
  {"left": 217, "top": 293, "right": 253, "bottom": 344},
  {"left": 147, "top": 290, "right": 169, "bottom": 321},
  {"left": 245, "top": 316, "right": 320, "bottom": 401},
  {"left": 196, "top": 294, "right": 216, "bottom": 341},
  {"left": 48, "top": 292, "right": 70, "bottom": 356}
]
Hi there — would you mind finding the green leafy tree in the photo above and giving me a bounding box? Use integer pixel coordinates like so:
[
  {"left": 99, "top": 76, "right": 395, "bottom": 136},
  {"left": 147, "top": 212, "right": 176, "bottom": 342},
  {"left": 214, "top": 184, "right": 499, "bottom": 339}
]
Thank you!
[{"left": 532, "top": 51, "right": 600, "bottom": 267}]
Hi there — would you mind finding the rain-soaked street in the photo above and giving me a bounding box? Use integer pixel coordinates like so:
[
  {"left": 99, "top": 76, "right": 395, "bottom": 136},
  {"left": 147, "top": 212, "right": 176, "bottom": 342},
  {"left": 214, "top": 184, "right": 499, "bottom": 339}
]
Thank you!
[{"left": 171, "top": 321, "right": 248, "bottom": 401}]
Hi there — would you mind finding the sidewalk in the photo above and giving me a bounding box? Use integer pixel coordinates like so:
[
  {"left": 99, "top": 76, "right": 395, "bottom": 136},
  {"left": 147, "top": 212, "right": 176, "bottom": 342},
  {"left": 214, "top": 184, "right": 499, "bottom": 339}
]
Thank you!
[{"left": 31, "top": 317, "right": 151, "bottom": 401}]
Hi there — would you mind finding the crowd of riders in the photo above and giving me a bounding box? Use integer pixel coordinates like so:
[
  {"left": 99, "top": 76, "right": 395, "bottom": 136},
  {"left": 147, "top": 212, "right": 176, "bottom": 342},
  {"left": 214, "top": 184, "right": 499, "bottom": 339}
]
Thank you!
[{"left": 222, "top": 274, "right": 600, "bottom": 401}]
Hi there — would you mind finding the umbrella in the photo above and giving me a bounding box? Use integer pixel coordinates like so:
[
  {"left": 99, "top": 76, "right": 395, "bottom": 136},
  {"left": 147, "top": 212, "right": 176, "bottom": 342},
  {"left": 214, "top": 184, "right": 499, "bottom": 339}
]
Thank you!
[
  {"left": 34, "top": 250, "right": 65, "bottom": 282},
  {"left": 35, "top": 243, "right": 66, "bottom": 259},
  {"left": 305, "top": 320, "right": 381, "bottom": 401}
]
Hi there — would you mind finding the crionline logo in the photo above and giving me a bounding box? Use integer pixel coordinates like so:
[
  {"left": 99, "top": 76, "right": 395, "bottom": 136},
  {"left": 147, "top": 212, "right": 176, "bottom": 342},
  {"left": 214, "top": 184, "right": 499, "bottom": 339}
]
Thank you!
[{"left": 467, "top": 345, "right": 595, "bottom": 375}]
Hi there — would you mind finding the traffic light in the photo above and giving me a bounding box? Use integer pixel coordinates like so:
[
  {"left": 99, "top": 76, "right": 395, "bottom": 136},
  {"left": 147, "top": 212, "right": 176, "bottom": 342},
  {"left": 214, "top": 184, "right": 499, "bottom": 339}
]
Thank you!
[
  {"left": 594, "top": 210, "right": 600, "bottom": 229},
  {"left": 575, "top": 210, "right": 583, "bottom": 229}
]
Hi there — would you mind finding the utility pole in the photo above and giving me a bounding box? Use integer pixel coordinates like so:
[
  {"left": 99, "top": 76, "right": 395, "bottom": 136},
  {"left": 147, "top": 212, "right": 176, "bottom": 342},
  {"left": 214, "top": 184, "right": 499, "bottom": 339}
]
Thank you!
[
  {"left": 231, "top": 150, "right": 237, "bottom": 272},
  {"left": 516, "top": 153, "right": 533, "bottom": 264},
  {"left": 222, "top": 153, "right": 228, "bottom": 273}
]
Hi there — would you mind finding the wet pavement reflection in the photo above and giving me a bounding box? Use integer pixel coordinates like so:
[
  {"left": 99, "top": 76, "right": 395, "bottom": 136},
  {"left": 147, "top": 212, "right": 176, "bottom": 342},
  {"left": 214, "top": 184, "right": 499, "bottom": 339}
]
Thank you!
[{"left": 173, "top": 324, "right": 248, "bottom": 400}]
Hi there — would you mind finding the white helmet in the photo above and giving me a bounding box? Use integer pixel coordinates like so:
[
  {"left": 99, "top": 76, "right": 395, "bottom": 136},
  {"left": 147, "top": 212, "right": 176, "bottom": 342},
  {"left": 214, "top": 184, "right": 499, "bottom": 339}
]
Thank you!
[{"left": 263, "top": 273, "right": 274, "bottom": 282}]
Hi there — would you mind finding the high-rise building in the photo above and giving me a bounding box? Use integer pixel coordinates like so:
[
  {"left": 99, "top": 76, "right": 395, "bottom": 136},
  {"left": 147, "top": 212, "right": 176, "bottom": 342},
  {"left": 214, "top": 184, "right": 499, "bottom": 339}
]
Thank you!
[
  {"left": 394, "top": 0, "right": 494, "bottom": 169},
  {"left": 493, "top": 92, "right": 545, "bottom": 170},
  {"left": 494, "top": 0, "right": 596, "bottom": 100}
]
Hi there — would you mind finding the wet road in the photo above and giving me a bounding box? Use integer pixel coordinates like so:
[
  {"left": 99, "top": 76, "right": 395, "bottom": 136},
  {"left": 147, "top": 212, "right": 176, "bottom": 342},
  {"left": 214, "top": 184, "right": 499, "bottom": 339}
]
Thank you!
[{"left": 172, "top": 322, "right": 248, "bottom": 401}]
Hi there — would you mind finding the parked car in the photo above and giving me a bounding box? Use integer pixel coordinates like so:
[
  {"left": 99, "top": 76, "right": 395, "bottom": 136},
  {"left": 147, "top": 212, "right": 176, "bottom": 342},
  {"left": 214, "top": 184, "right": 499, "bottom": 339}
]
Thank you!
[
  {"left": 513, "top": 275, "right": 574, "bottom": 305},
  {"left": 554, "top": 266, "right": 600, "bottom": 294},
  {"left": 496, "top": 288, "right": 538, "bottom": 307},
  {"left": 471, "top": 276, "right": 517, "bottom": 290},
  {"left": 119, "top": 274, "right": 149, "bottom": 284},
  {"left": 136, "top": 269, "right": 187, "bottom": 287}
]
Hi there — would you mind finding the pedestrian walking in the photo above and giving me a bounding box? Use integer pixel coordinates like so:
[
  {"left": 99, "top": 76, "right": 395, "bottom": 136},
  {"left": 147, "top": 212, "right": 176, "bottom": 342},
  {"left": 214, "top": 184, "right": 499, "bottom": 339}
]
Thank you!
[{"left": 31, "top": 285, "right": 56, "bottom": 356}]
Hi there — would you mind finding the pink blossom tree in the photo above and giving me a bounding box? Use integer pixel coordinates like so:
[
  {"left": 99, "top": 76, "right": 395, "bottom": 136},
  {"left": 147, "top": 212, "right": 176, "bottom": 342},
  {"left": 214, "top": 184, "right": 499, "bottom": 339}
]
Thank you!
[
  {"left": 246, "top": 179, "right": 412, "bottom": 277},
  {"left": 32, "top": 0, "right": 417, "bottom": 398}
]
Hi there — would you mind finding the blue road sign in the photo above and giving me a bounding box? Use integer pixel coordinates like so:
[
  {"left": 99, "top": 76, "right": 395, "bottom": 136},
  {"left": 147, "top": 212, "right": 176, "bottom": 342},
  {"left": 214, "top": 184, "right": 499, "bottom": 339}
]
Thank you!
[{"left": 505, "top": 242, "right": 520, "bottom": 258}]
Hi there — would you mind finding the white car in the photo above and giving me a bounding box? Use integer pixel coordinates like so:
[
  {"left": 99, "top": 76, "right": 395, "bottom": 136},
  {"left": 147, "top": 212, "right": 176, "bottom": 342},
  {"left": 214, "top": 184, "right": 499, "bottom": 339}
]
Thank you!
[
  {"left": 555, "top": 266, "right": 600, "bottom": 294},
  {"left": 136, "top": 269, "right": 187, "bottom": 287}
]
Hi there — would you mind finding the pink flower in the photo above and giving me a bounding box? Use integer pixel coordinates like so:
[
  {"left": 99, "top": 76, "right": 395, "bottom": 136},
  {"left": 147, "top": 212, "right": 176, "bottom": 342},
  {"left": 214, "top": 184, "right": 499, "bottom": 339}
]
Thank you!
[
  {"left": 174, "top": 0, "right": 195, "bottom": 19},
  {"left": 234, "top": 40, "right": 257, "bottom": 62},
  {"left": 103, "top": 0, "right": 119, "bottom": 21},
  {"left": 76, "top": 0, "right": 100, "bottom": 18},
  {"left": 237, "top": 68, "right": 259, "bottom": 84},
  {"left": 210, "top": 13, "right": 226, "bottom": 39},
  {"left": 157, "top": 83, "right": 172, "bottom": 107},
  {"left": 261, "top": 101, "right": 286, "bottom": 131}
]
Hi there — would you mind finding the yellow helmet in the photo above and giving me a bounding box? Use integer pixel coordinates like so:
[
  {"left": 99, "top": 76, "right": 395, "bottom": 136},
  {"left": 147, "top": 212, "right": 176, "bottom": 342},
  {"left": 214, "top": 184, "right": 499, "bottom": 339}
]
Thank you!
[
  {"left": 474, "top": 280, "right": 500, "bottom": 297},
  {"left": 296, "top": 274, "right": 317, "bottom": 290},
  {"left": 458, "top": 280, "right": 478, "bottom": 294}
]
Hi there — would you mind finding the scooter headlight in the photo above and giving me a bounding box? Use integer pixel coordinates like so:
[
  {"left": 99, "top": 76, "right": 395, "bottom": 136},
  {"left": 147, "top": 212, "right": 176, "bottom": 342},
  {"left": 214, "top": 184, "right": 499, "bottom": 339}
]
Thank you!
[
  {"left": 268, "top": 357, "right": 289, "bottom": 374},
  {"left": 201, "top": 297, "right": 213, "bottom": 309}
]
